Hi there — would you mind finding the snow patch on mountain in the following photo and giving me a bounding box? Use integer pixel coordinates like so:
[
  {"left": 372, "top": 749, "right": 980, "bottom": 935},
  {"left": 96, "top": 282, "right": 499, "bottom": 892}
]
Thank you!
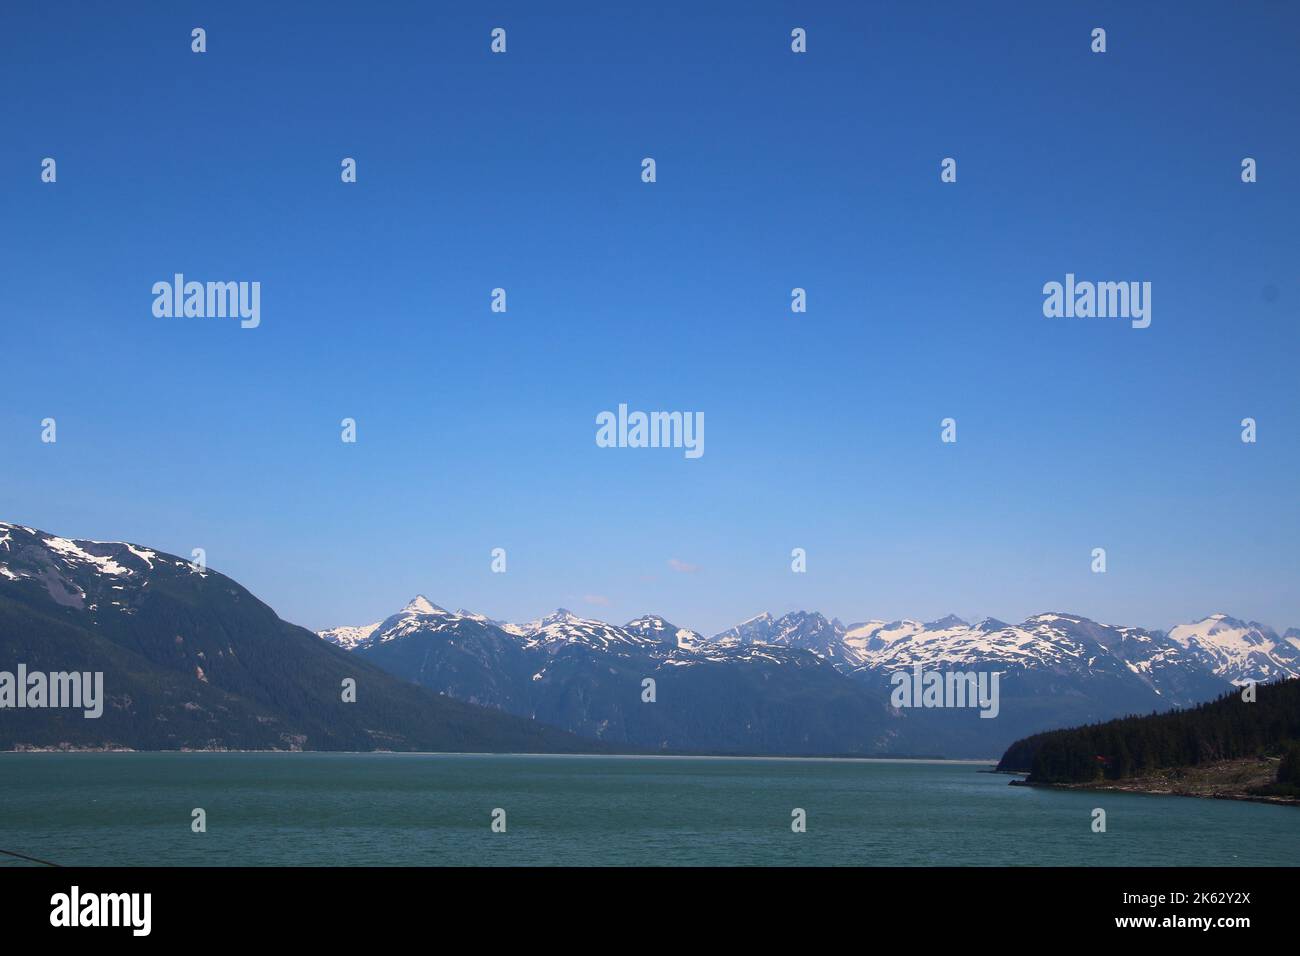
[
  {"left": 42, "top": 535, "right": 133, "bottom": 576},
  {"left": 1166, "top": 614, "right": 1300, "bottom": 684},
  {"left": 0, "top": 522, "right": 190, "bottom": 611},
  {"left": 625, "top": 614, "right": 704, "bottom": 649},
  {"left": 319, "top": 622, "right": 382, "bottom": 650},
  {"left": 521, "top": 609, "right": 660, "bottom": 653}
]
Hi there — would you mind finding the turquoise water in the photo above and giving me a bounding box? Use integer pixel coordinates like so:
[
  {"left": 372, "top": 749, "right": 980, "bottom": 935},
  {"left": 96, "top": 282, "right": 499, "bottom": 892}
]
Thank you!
[{"left": 0, "top": 753, "right": 1295, "bottom": 866}]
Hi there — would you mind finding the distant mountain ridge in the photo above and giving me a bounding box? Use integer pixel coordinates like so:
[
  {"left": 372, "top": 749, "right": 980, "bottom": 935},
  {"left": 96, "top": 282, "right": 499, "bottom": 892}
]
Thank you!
[
  {"left": 327, "top": 595, "right": 892, "bottom": 755},
  {"left": 320, "top": 597, "right": 1300, "bottom": 757},
  {"left": 325, "top": 603, "right": 1300, "bottom": 694}
]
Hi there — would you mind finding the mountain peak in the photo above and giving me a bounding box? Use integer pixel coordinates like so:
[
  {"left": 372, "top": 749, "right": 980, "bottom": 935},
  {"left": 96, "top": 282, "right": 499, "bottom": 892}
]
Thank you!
[
  {"left": 626, "top": 614, "right": 669, "bottom": 629},
  {"left": 540, "top": 608, "right": 580, "bottom": 626},
  {"left": 781, "top": 610, "right": 827, "bottom": 623},
  {"left": 924, "top": 614, "right": 967, "bottom": 630},
  {"left": 1188, "top": 613, "right": 1252, "bottom": 631},
  {"left": 402, "top": 595, "right": 443, "bottom": 615},
  {"left": 624, "top": 614, "right": 686, "bottom": 647}
]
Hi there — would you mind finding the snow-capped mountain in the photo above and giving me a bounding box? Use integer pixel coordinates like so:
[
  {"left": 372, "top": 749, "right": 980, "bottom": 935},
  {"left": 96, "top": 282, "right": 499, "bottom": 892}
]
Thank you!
[
  {"left": 318, "top": 595, "right": 455, "bottom": 651},
  {"left": 623, "top": 614, "right": 703, "bottom": 649},
  {"left": 842, "top": 613, "right": 1131, "bottom": 669},
  {"left": 708, "top": 609, "right": 1300, "bottom": 697},
  {"left": 332, "top": 600, "right": 694, "bottom": 656},
  {"left": 1166, "top": 613, "right": 1300, "bottom": 685},
  {"left": 516, "top": 609, "right": 663, "bottom": 653},
  {"left": 710, "top": 610, "right": 854, "bottom": 665},
  {"left": 711, "top": 611, "right": 777, "bottom": 646},
  {"left": 318, "top": 622, "right": 380, "bottom": 650},
  {"left": 0, "top": 521, "right": 198, "bottom": 616}
]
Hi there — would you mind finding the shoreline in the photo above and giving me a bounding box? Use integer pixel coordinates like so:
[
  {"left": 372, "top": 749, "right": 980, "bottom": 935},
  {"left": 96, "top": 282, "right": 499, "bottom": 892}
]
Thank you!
[{"left": 1007, "top": 770, "right": 1299, "bottom": 808}]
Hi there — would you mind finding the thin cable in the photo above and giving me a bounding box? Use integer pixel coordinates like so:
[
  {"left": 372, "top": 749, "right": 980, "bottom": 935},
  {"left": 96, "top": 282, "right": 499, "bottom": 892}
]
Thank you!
[{"left": 0, "top": 847, "right": 60, "bottom": 867}]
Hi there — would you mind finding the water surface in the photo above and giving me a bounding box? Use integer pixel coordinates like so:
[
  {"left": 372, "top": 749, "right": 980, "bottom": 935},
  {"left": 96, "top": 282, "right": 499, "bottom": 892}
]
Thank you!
[{"left": 1, "top": 753, "right": 1295, "bottom": 866}]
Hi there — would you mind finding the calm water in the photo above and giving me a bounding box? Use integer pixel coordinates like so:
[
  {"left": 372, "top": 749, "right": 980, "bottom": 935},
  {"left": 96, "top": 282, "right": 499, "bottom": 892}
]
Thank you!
[{"left": 0, "top": 753, "right": 1295, "bottom": 866}]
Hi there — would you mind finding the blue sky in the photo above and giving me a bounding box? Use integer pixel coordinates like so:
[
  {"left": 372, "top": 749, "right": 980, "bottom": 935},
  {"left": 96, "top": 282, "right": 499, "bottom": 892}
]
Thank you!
[{"left": 3, "top": 1, "right": 1297, "bottom": 636}]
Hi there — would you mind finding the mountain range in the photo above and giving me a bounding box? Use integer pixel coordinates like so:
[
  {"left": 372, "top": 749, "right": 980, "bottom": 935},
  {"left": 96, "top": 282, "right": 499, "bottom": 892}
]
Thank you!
[
  {"left": 4, "top": 519, "right": 1298, "bottom": 757},
  {"left": 321, "top": 595, "right": 1300, "bottom": 757}
]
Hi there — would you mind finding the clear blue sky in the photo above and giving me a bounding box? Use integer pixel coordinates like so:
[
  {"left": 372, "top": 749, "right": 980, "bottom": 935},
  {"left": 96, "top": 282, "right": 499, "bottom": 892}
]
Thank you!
[{"left": 3, "top": 1, "right": 1297, "bottom": 636}]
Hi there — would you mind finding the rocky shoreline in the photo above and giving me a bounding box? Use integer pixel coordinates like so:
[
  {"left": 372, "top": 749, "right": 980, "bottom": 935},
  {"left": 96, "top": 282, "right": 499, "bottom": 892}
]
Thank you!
[{"left": 1006, "top": 756, "right": 1298, "bottom": 807}]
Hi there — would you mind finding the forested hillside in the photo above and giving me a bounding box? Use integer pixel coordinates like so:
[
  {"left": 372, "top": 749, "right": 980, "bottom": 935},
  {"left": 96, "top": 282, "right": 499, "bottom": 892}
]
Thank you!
[{"left": 997, "top": 678, "right": 1300, "bottom": 787}]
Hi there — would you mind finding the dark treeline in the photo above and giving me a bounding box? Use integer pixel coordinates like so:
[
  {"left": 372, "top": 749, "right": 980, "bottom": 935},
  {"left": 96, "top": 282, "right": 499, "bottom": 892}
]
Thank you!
[{"left": 997, "top": 678, "right": 1300, "bottom": 784}]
